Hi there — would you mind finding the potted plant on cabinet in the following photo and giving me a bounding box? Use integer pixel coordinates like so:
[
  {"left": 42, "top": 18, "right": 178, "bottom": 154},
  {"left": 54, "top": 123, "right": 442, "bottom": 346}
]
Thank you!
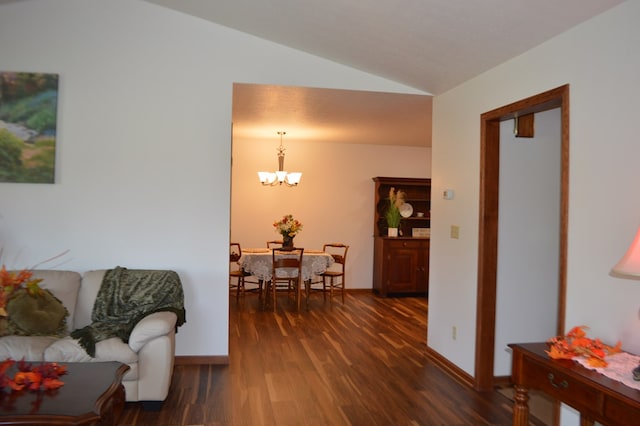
[{"left": 385, "top": 188, "right": 404, "bottom": 236}]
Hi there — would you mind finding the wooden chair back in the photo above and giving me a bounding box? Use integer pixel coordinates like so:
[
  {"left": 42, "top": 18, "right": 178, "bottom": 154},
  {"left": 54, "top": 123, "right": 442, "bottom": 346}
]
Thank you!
[
  {"left": 323, "top": 243, "right": 349, "bottom": 271},
  {"left": 230, "top": 242, "right": 242, "bottom": 263},
  {"left": 266, "top": 240, "right": 283, "bottom": 249},
  {"left": 269, "top": 248, "right": 304, "bottom": 311},
  {"left": 271, "top": 247, "right": 304, "bottom": 277},
  {"left": 317, "top": 243, "right": 349, "bottom": 304},
  {"left": 230, "top": 242, "right": 261, "bottom": 298}
]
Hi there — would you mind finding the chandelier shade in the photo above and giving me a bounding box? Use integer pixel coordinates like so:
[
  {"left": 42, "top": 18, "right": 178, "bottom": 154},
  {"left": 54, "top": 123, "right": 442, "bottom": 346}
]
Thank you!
[{"left": 258, "top": 131, "right": 302, "bottom": 187}]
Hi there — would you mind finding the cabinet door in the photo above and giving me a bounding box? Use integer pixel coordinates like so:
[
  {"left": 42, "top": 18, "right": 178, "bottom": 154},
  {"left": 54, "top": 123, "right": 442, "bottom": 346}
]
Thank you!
[
  {"left": 385, "top": 241, "right": 420, "bottom": 293},
  {"left": 416, "top": 241, "right": 429, "bottom": 294}
]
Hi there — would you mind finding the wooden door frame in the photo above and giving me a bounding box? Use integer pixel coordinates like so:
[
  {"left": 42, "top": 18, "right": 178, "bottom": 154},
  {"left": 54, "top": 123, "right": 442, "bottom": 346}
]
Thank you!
[{"left": 475, "top": 85, "right": 570, "bottom": 390}]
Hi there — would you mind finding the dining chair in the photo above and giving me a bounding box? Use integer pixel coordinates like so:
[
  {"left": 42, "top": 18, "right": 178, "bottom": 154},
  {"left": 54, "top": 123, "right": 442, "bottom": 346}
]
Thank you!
[
  {"left": 312, "top": 243, "right": 349, "bottom": 303},
  {"left": 266, "top": 240, "right": 283, "bottom": 249},
  {"left": 229, "top": 242, "right": 261, "bottom": 299},
  {"left": 268, "top": 247, "right": 304, "bottom": 311}
]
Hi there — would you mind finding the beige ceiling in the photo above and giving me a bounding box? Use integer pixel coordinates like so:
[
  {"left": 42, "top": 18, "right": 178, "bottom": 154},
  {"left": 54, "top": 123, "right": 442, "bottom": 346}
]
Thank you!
[{"left": 232, "top": 84, "right": 432, "bottom": 146}]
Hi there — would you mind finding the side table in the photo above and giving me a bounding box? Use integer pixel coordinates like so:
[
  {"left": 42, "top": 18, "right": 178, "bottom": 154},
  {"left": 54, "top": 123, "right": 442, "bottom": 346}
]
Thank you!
[{"left": 510, "top": 342, "right": 640, "bottom": 426}]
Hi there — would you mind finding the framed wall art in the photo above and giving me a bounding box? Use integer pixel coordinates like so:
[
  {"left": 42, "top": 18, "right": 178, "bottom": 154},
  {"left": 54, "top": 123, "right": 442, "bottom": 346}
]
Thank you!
[{"left": 0, "top": 71, "right": 59, "bottom": 184}]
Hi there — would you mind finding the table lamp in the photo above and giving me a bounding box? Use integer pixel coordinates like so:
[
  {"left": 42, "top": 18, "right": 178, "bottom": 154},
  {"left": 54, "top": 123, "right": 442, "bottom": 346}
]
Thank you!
[
  {"left": 612, "top": 226, "right": 640, "bottom": 278},
  {"left": 611, "top": 225, "right": 640, "bottom": 379}
]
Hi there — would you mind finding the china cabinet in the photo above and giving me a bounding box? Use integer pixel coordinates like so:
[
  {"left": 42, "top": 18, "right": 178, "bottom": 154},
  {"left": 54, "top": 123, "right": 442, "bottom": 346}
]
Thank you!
[{"left": 372, "top": 177, "right": 431, "bottom": 297}]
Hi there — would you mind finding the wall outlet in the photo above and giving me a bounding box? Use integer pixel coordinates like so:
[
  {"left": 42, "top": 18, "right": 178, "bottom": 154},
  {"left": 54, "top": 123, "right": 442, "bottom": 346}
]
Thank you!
[
  {"left": 452, "top": 326, "right": 457, "bottom": 340},
  {"left": 450, "top": 225, "right": 460, "bottom": 239}
]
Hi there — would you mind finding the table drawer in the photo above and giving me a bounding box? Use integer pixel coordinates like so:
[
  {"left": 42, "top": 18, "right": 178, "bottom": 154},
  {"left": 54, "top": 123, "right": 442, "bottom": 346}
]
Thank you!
[
  {"left": 603, "top": 396, "right": 640, "bottom": 425},
  {"left": 522, "top": 358, "right": 602, "bottom": 414}
]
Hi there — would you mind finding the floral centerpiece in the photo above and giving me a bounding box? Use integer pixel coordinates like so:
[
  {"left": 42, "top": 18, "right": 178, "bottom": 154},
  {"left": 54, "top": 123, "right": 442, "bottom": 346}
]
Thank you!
[
  {"left": 273, "top": 214, "right": 303, "bottom": 248},
  {"left": 385, "top": 187, "right": 405, "bottom": 236}
]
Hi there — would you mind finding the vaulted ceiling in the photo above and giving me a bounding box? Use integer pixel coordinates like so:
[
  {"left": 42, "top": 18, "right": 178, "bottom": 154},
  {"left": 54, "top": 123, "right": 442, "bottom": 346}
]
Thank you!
[
  {"left": 143, "top": 0, "right": 621, "bottom": 148},
  {"left": 7, "top": 0, "right": 622, "bottom": 147},
  {"left": 145, "top": 0, "right": 622, "bottom": 94}
]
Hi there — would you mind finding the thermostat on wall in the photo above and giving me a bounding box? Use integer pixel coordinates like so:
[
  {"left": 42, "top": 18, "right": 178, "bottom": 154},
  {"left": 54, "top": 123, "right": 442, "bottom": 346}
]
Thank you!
[{"left": 443, "top": 189, "right": 454, "bottom": 200}]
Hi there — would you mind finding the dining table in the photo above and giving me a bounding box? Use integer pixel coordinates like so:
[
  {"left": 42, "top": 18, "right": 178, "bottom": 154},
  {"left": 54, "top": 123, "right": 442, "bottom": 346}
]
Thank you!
[{"left": 238, "top": 248, "right": 335, "bottom": 309}]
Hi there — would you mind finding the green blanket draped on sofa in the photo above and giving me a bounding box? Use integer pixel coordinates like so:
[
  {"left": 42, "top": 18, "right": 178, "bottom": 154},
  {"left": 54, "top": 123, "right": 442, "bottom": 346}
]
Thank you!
[{"left": 71, "top": 266, "right": 186, "bottom": 357}]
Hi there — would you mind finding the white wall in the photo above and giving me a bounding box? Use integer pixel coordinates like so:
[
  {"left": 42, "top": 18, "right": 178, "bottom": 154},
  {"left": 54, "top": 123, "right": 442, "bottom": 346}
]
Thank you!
[
  {"left": 430, "top": 2, "right": 640, "bottom": 424},
  {"left": 0, "top": 0, "right": 427, "bottom": 357},
  {"left": 232, "top": 138, "right": 430, "bottom": 289}
]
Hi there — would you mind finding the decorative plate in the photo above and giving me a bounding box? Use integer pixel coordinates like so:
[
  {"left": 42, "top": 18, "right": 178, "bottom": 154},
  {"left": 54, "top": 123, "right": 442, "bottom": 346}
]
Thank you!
[{"left": 399, "top": 203, "right": 413, "bottom": 218}]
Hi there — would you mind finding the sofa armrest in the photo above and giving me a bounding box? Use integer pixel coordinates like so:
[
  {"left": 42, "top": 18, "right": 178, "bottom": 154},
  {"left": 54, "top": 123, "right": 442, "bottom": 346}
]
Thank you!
[{"left": 128, "top": 311, "right": 177, "bottom": 352}]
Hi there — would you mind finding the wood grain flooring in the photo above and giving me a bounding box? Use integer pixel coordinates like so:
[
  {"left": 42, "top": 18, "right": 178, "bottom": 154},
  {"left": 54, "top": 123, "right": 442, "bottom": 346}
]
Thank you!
[{"left": 120, "top": 291, "right": 542, "bottom": 425}]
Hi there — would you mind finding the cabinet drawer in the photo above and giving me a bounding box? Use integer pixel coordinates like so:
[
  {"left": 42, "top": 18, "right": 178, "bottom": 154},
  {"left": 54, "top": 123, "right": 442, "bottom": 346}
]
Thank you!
[
  {"left": 385, "top": 239, "right": 426, "bottom": 250},
  {"left": 522, "top": 358, "right": 602, "bottom": 414}
]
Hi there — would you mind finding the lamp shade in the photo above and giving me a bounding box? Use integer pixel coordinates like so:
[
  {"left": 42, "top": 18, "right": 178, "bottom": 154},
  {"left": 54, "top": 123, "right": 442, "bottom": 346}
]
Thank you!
[
  {"left": 612, "top": 226, "right": 640, "bottom": 277},
  {"left": 258, "top": 171, "right": 277, "bottom": 185},
  {"left": 286, "top": 172, "right": 302, "bottom": 185}
]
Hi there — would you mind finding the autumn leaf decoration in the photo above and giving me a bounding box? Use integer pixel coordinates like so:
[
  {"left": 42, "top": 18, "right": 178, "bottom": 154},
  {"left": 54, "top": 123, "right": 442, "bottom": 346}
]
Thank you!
[
  {"left": 546, "top": 325, "right": 622, "bottom": 368},
  {"left": 0, "top": 265, "right": 43, "bottom": 316},
  {"left": 0, "top": 358, "right": 67, "bottom": 391}
]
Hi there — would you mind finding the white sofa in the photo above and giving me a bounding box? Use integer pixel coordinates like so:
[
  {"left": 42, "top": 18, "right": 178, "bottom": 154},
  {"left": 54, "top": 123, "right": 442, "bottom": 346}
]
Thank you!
[{"left": 0, "top": 269, "right": 181, "bottom": 409}]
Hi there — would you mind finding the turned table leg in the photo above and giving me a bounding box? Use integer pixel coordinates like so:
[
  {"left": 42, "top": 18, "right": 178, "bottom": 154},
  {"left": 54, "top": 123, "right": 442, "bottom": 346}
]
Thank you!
[{"left": 512, "top": 384, "right": 530, "bottom": 426}]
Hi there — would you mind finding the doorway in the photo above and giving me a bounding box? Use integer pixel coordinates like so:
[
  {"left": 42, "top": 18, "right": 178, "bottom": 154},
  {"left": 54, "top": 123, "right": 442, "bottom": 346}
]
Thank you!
[{"left": 475, "top": 85, "right": 569, "bottom": 390}]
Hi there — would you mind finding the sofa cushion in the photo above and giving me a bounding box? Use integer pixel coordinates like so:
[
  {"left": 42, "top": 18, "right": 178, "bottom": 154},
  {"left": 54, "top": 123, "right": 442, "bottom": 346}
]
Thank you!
[
  {"left": 6, "top": 289, "right": 68, "bottom": 337},
  {"left": 33, "top": 270, "right": 81, "bottom": 332},
  {"left": 0, "top": 335, "right": 58, "bottom": 362},
  {"left": 44, "top": 336, "right": 138, "bottom": 364},
  {"left": 74, "top": 270, "right": 106, "bottom": 329}
]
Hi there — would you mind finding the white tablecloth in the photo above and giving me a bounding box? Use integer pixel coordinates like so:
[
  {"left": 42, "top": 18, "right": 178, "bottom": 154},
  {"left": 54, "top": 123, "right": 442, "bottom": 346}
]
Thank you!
[
  {"left": 239, "top": 249, "right": 334, "bottom": 281},
  {"left": 575, "top": 351, "right": 640, "bottom": 391}
]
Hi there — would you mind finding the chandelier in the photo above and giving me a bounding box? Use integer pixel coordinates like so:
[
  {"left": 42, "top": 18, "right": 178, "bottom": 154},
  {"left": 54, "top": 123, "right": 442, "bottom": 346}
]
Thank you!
[{"left": 257, "top": 131, "right": 302, "bottom": 187}]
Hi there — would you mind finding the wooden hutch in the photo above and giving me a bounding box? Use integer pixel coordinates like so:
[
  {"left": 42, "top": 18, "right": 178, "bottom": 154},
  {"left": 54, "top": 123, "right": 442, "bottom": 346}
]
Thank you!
[{"left": 372, "top": 177, "right": 431, "bottom": 297}]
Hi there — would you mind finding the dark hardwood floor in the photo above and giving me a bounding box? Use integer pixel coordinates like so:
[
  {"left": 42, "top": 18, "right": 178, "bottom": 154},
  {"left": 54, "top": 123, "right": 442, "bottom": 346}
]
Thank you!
[{"left": 120, "top": 290, "right": 538, "bottom": 425}]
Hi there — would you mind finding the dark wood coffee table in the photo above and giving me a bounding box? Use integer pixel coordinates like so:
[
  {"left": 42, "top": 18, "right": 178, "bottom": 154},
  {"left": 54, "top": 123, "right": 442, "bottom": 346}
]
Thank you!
[{"left": 0, "top": 361, "right": 129, "bottom": 426}]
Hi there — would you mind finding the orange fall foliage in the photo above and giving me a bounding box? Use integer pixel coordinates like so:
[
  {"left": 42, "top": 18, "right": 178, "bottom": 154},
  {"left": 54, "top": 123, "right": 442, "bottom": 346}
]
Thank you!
[
  {"left": 0, "top": 358, "right": 67, "bottom": 392},
  {"left": 546, "top": 325, "right": 622, "bottom": 367}
]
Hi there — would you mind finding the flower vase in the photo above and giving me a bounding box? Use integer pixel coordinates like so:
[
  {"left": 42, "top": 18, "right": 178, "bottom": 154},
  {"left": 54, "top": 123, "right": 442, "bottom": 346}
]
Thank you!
[
  {"left": 388, "top": 228, "right": 398, "bottom": 237},
  {"left": 282, "top": 234, "right": 295, "bottom": 249}
]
